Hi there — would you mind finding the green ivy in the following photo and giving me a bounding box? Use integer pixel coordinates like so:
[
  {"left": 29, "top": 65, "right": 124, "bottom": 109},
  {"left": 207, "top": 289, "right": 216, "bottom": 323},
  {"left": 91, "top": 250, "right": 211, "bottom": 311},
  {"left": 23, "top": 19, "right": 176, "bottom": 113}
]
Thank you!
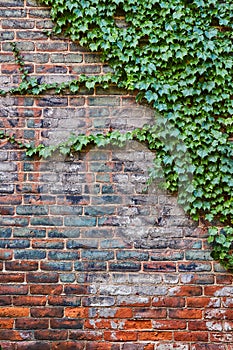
[{"left": 1, "top": 0, "right": 233, "bottom": 269}]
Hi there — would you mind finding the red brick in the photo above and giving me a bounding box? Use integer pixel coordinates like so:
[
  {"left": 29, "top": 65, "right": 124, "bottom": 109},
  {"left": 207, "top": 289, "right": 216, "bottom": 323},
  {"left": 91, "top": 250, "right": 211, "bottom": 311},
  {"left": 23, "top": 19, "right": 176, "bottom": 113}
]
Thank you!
[
  {"left": 0, "top": 273, "right": 24, "bottom": 283},
  {"left": 174, "top": 331, "right": 208, "bottom": 341},
  {"left": 31, "top": 307, "right": 63, "bottom": 318},
  {"left": 5, "top": 261, "right": 38, "bottom": 271},
  {"left": 0, "top": 330, "right": 25, "bottom": 341},
  {"left": 0, "top": 285, "right": 28, "bottom": 295},
  {"left": 0, "top": 195, "right": 22, "bottom": 205},
  {"left": 204, "top": 286, "right": 223, "bottom": 296},
  {"left": 48, "top": 296, "right": 80, "bottom": 306},
  {"left": 15, "top": 319, "right": 49, "bottom": 329},
  {"left": 143, "top": 262, "right": 176, "bottom": 272},
  {"left": 188, "top": 321, "right": 209, "bottom": 331},
  {"left": 0, "top": 341, "right": 15, "bottom": 350},
  {"left": 86, "top": 343, "right": 113, "bottom": 350},
  {"left": 187, "top": 297, "right": 220, "bottom": 308},
  {"left": 34, "top": 330, "right": 68, "bottom": 340},
  {"left": 169, "top": 309, "right": 202, "bottom": 319},
  {"left": 171, "top": 285, "right": 202, "bottom": 296},
  {"left": 13, "top": 296, "right": 46, "bottom": 306},
  {"left": 52, "top": 342, "right": 85, "bottom": 350},
  {"left": 69, "top": 330, "right": 102, "bottom": 340},
  {"left": 138, "top": 331, "right": 173, "bottom": 341},
  {"left": 50, "top": 318, "right": 83, "bottom": 329},
  {"left": 152, "top": 297, "right": 185, "bottom": 308},
  {"left": 0, "top": 307, "right": 29, "bottom": 317},
  {"left": 216, "top": 274, "right": 233, "bottom": 284},
  {"left": 26, "top": 272, "right": 59, "bottom": 283},
  {"left": 0, "top": 296, "right": 12, "bottom": 306},
  {"left": 30, "top": 284, "right": 63, "bottom": 295},
  {"left": 16, "top": 342, "right": 50, "bottom": 350},
  {"left": 104, "top": 331, "right": 137, "bottom": 341}
]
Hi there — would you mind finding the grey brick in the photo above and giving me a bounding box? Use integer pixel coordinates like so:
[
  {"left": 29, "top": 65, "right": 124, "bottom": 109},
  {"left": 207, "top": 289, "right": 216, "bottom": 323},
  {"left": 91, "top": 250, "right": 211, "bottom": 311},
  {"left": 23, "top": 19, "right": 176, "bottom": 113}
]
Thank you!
[
  {"left": 67, "top": 239, "right": 98, "bottom": 249},
  {"left": 2, "top": 19, "right": 35, "bottom": 28},
  {"left": 0, "top": 217, "right": 28, "bottom": 227},
  {"left": 88, "top": 97, "right": 120, "bottom": 106},
  {"left": 84, "top": 206, "right": 115, "bottom": 216},
  {"left": 0, "top": 9, "right": 26, "bottom": 18},
  {"left": 0, "top": 184, "right": 14, "bottom": 194},
  {"left": 16, "top": 205, "right": 48, "bottom": 216},
  {"left": 48, "top": 251, "right": 79, "bottom": 261},
  {"left": 185, "top": 250, "right": 213, "bottom": 261},
  {"left": 41, "top": 261, "right": 72, "bottom": 271},
  {"left": 0, "top": 227, "right": 12, "bottom": 238},
  {"left": 82, "top": 296, "right": 115, "bottom": 307},
  {"left": 51, "top": 53, "right": 83, "bottom": 63},
  {"left": 116, "top": 250, "right": 149, "bottom": 261},
  {"left": 82, "top": 250, "right": 114, "bottom": 261},
  {"left": 64, "top": 217, "right": 96, "bottom": 227},
  {"left": 13, "top": 228, "right": 46, "bottom": 238},
  {"left": 30, "top": 217, "right": 63, "bottom": 227},
  {"left": 60, "top": 274, "right": 76, "bottom": 283},
  {"left": 14, "top": 249, "right": 46, "bottom": 260},
  {"left": 74, "top": 261, "right": 107, "bottom": 271},
  {"left": 49, "top": 206, "right": 82, "bottom": 216},
  {"left": 109, "top": 262, "right": 141, "bottom": 272},
  {"left": 0, "top": 239, "right": 29, "bottom": 248},
  {"left": 48, "top": 229, "right": 80, "bottom": 238}
]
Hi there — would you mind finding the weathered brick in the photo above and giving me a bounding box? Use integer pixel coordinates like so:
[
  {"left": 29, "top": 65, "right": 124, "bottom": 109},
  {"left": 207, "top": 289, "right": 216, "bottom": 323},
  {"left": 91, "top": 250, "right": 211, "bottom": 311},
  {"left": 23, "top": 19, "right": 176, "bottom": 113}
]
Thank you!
[
  {"left": 40, "top": 261, "right": 72, "bottom": 271},
  {"left": 16, "top": 342, "right": 50, "bottom": 350},
  {"left": 5, "top": 261, "right": 38, "bottom": 271},
  {"left": 26, "top": 272, "right": 59, "bottom": 283},
  {"left": 30, "top": 285, "right": 63, "bottom": 295}
]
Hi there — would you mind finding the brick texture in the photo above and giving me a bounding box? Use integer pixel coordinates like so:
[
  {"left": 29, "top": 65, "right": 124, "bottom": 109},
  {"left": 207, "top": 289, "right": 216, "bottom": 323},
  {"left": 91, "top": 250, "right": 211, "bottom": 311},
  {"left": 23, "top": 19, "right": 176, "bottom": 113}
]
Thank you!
[{"left": 0, "top": 0, "right": 232, "bottom": 349}]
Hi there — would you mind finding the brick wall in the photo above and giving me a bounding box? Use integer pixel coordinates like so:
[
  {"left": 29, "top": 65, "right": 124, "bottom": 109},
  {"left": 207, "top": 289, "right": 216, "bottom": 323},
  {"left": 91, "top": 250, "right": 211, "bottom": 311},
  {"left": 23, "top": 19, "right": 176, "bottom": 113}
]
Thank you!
[{"left": 0, "top": 1, "right": 233, "bottom": 349}]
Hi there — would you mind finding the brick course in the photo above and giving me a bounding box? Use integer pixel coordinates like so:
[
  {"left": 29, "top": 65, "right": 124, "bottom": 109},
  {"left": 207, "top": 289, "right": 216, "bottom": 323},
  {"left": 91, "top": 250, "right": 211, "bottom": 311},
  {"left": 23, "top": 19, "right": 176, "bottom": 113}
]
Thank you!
[{"left": 0, "top": 0, "right": 232, "bottom": 349}]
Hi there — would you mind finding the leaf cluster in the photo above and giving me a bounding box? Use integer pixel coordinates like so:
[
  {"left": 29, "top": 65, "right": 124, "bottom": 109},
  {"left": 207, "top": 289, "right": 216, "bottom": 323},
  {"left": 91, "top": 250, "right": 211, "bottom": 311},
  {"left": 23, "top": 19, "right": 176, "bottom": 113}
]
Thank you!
[{"left": 1, "top": 0, "right": 233, "bottom": 269}]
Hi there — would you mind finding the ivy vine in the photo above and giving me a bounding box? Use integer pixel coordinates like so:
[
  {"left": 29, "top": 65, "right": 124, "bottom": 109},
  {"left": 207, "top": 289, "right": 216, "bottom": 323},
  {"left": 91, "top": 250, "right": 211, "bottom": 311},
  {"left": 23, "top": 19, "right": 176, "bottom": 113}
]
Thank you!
[{"left": 0, "top": 0, "right": 233, "bottom": 269}]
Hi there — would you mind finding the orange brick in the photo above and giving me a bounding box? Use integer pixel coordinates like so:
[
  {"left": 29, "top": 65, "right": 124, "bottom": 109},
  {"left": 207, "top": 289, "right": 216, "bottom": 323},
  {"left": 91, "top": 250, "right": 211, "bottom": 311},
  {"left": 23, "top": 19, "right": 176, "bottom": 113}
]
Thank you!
[
  {"left": 138, "top": 331, "right": 173, "bottom": 341},
  {"left": 104, "top": 331, "right": 137, "bottom": 341},
  {"left": 0, "top": 319, "right": 14, "bottom": 329},
  {"left": 0, "top": 307, "right": 29, "bottom": 317},
  {"left": 169, "top": 308, "right": 202, "bottom": 319},
  {"left": 123, "top": 320, "right": 152, "bottom": 330},
  {"left": 0, "top": 330, "right": 24, "bottom": 341},
  {"left": 114, "top": 308, "right": 133, "bottom": 318},
  {"left": 174, "top": 331, "right": 208, "bottom": 341},
  {"left": 153, "top": 320, "right": 186, "bottom": 330},
  {"left": 84, "top": 319, "right": 113, "bottom": 329},
  {"left": 64, "top": 307, "right": 88, "bottom": 318}
]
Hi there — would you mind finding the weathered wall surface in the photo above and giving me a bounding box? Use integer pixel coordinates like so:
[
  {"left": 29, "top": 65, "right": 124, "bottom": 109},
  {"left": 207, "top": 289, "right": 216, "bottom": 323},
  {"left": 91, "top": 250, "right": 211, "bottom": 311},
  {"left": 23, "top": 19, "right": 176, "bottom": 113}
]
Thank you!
[{"left": 0, "top": 1, "right": 233, "bottom": 349}]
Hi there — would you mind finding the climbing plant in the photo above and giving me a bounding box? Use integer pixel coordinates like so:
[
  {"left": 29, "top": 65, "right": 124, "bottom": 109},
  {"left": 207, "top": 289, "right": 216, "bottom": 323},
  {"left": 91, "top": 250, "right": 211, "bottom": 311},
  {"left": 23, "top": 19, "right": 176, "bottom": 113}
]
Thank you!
[{"left": 0, "top": 0, "right": 233, "bottom": 269}]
